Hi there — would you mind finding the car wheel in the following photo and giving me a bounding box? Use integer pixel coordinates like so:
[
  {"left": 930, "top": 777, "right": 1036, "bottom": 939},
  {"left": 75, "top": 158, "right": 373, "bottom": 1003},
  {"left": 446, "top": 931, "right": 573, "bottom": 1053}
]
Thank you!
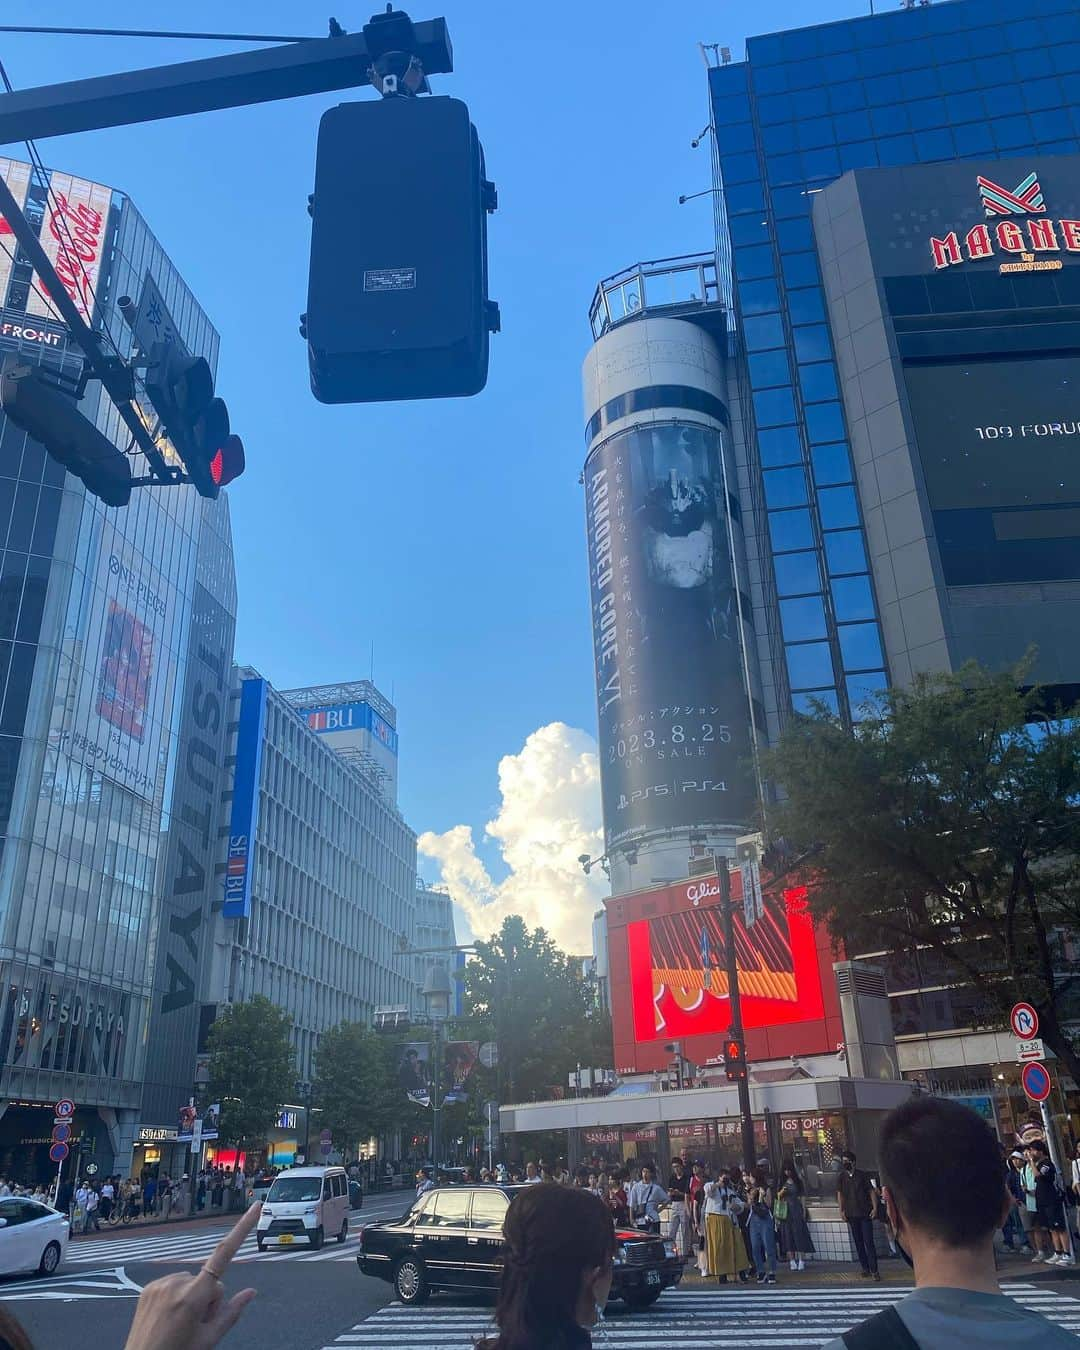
[
  {"left": 623, "top": 1287, "right": 662, "bottom": 1310},
  {"left": 337, "top": 1217, "right": 348, "bottom": 1244},
  {"left": 38, "top": 1242, "right": 61, "bottom": 1276},
  {"left": 310, "top": 1226, "right": 324, "bottom": 1251},
  {"left": 394, "top": 1257, "right": 430, "bottom": 1305}
]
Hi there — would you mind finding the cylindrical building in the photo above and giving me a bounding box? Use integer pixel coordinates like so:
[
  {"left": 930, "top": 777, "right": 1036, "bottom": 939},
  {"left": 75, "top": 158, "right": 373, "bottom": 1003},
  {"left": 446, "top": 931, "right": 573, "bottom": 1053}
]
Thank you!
[{"left": 582, "top": 259, "right": 763, "bottom": 897}]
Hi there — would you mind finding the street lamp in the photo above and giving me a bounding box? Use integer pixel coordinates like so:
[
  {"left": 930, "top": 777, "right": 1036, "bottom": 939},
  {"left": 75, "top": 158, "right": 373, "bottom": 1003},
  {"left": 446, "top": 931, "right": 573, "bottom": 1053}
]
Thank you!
[{"left": 421, "top": 964, "right": 452, "bottom": 1169}]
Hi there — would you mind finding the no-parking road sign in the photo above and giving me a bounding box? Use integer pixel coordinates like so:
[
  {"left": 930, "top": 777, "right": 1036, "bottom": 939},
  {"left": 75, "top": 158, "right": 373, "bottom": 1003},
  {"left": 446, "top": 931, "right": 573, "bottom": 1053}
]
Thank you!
[
  {"left": 1021, "top": 1061, "right": 1052, "bottom": 1104},
  {"left": 1010, "top": 1003, "right": 1039, "bottom": 1040}
]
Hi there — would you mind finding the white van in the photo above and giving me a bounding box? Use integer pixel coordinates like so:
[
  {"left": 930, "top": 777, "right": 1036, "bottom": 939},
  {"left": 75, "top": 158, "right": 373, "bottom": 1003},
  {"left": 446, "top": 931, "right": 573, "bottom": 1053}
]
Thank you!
[{"left": 256, "top": 1165, "right": 350, "bottom": 1251}]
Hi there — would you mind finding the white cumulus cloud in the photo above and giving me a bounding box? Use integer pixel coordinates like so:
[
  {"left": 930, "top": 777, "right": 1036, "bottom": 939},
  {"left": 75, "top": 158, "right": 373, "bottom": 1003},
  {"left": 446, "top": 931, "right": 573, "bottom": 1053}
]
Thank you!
[{"left": 418, "top": 722, "right": 607, "bottom": 953}]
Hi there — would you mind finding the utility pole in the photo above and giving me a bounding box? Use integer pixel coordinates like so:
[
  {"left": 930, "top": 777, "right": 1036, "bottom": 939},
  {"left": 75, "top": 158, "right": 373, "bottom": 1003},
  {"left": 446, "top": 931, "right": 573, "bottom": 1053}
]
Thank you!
[
  {"left": 718, "top": 864, "right": 756, "bottom": 1175},
  {"left": 430, "top": 1017, "right": 442, "bottom": 1171}
]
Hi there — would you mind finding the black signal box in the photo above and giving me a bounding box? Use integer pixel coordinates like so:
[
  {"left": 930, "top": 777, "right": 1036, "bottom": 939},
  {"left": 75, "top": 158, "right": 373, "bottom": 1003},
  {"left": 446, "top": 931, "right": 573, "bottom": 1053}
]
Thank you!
[{"left": 307, "top": 95, "right": 498, "bottom": 404}]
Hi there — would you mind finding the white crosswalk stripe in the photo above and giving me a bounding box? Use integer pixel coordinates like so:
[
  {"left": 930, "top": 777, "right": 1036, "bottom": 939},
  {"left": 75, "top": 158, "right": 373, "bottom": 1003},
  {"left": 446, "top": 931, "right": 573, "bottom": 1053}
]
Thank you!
[
  {"left": 62, "top": 1203, "right": 404, "bottom": 1270},
  {"left": 320, "top": 1283, "right": 1080, "bottom": 1348}
]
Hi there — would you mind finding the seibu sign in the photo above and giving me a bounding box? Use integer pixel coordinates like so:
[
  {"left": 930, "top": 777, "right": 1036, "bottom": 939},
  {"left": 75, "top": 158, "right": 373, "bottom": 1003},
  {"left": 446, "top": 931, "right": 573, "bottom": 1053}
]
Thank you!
[{"left": 930, "top": 169, "right": 1078, "bottom": 275}]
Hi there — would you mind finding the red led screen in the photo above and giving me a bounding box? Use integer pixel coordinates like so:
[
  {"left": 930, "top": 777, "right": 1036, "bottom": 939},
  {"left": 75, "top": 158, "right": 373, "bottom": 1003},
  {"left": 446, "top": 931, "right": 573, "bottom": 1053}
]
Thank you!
[
  {"left": 606, "top": 871, "right": 843, "bottom": 1074},
  {"left": 627, "top": 885, "right": 823, "bottom": 1042}
]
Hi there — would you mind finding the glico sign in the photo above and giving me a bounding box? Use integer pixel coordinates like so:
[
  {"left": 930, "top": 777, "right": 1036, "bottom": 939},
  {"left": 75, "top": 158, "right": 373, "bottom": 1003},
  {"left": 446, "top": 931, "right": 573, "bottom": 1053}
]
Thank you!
[
  {"left": 604, "top": 872, "right": 844, "bottom": 1075},
  {"left": 931, "top": 169, "right": 1080, "bottom": 274}
]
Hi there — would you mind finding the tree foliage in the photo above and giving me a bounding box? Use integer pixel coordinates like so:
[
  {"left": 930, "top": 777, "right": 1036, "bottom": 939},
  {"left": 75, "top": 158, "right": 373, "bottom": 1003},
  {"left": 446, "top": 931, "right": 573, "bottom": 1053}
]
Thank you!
[
  {"left": 465, "top": 915, "right": 612, "bottom": 1103},
  {"left": 206, "top": 996, "right": 296, "bottom": 1148},
  {"left": 764, "top": 662, "right": 1080, "bottom": 1084},
  {"left": 313, "top": 1022, "right": 400, "bottom": 1156}
]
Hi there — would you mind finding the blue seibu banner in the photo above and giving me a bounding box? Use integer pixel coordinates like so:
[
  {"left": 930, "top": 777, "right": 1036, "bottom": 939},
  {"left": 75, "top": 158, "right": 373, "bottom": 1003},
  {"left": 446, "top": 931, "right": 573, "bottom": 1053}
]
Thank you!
[{"left": 223, "top": 678, "right": 267, "bottom": 919}]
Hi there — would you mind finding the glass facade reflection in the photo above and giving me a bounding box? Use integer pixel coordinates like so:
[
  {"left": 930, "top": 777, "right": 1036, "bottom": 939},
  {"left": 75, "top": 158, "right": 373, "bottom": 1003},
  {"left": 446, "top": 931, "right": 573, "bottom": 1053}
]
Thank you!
[
  {"left": 708, "top": 0, "right": 1080, "bottom": 722},
  {"left": 0, "top": 160, "right": 236, "bottom": 1179}
]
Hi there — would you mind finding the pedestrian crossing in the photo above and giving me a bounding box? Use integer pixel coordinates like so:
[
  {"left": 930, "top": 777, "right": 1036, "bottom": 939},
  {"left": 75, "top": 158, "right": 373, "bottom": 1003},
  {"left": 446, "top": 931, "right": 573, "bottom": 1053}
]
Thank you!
[
  {"left": 321, "top": 1283, "right": 1080, "bottom": 1348},
  {"left": 62, "top": 1215, "right": 374, "bottom": 1270},
  {"left": 59, "top": 1191, "right": 411, "bottom": 1274}
]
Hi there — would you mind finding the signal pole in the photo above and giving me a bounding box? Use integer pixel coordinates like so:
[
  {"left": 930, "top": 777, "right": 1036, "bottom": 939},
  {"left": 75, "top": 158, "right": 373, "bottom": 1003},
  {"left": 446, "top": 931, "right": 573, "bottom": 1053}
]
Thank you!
[{"left": 717, "top": 865, "right": 756, "bottom": 1175}]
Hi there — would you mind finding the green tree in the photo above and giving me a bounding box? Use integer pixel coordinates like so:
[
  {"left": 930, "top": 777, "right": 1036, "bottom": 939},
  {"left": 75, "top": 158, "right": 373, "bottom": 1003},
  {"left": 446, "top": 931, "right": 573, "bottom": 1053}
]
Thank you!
[
  {"left": 206, "top": 996, "right": 296, "bottom": 1149},
  {"left": 313, "top": 1022, "right": 400, "bottom": 1157},
  {"left": 764, "top": 661, "right": 1080, "bottom": 1084},
  {"left": 465, "top": 915, "right": 613, "bottom": 1103}
]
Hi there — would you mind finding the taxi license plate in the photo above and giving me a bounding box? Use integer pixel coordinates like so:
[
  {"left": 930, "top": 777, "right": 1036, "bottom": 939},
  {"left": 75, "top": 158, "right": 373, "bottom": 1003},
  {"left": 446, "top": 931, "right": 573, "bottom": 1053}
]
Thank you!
[
  {"left": 645, "top": 1269, "right": 661, "bottom": 1286},
  {"left": 278, "top": 1234, "right": 294, "bottom": 1245}
]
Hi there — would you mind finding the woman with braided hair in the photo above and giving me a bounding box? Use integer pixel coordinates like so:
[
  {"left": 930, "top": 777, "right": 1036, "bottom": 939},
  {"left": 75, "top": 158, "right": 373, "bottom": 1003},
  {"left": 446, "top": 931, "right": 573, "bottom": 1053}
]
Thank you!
[{"left": 477, "top": 1183, "right": 615, "bottom": 1350}]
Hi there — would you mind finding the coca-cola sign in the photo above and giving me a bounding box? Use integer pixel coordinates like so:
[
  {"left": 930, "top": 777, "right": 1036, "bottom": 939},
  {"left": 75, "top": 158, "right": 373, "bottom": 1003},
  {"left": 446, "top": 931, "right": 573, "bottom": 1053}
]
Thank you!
[{"left": 25, "top": 170, "right": 112, "bottom": 327}]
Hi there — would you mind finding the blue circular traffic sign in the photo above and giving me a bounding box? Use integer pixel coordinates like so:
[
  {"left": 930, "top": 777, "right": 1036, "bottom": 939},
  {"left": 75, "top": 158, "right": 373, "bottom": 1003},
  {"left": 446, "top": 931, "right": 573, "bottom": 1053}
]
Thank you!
[
  {"left": 54, "top": 1098, "right": 75, "bottom": 1119},
  {"left": 1021, "top": 1061, "right": 1052, "bottom": 1104},
  {"left": 48, "top": 1142, "right": 68, "bottom": 1163}
]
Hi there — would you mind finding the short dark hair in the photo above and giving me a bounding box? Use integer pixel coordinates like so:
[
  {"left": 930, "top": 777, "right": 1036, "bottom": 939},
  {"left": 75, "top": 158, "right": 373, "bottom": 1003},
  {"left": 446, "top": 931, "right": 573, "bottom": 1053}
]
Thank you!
[
  {"left": 880, "top": 1098, "right": 1005, "bottom": 1247},
  {"left": 840, "top": 1149, "right": 856, "bottom": 1163}
]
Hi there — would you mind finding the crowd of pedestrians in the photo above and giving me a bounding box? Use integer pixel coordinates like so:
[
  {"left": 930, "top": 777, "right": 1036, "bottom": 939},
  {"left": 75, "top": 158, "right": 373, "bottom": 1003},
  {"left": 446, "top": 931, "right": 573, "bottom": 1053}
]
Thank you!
[{"left": 41, "top": 1163, "right": 254, "bottom": 1233}]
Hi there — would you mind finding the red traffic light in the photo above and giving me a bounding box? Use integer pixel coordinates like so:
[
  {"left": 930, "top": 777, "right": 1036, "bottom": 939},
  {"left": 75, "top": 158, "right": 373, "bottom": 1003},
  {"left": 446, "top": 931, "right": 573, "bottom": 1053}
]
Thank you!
[
  {"left": 723, "top": 1036, "right": 746, "bottom": 1082},
  {"left": 211, "top": 434, "right": 245, "bottom": 488}
]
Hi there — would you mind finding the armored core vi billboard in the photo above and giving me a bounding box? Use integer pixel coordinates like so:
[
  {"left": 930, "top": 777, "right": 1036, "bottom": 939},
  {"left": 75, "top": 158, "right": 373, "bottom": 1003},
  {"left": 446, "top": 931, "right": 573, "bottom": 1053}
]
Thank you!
[
  {"left": 605, "top": 872, "right": 842, "bottom": 1074},
  {"left": 584, "top": 422, "right": 754, "bottom": 849}
]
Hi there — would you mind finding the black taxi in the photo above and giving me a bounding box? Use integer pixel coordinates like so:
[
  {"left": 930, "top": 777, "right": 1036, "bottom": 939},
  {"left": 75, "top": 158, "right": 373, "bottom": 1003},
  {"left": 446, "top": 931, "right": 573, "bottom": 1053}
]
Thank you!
[{"left": 358, "top": 1183, "right": 683, "bottom": 1308}]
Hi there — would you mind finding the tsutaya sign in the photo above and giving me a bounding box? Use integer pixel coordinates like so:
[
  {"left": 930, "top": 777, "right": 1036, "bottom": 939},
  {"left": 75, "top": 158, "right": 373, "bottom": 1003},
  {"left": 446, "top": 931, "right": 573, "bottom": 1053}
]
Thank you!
[{"left": 931, "top": 169, "right": 1080, "bottom": 274}]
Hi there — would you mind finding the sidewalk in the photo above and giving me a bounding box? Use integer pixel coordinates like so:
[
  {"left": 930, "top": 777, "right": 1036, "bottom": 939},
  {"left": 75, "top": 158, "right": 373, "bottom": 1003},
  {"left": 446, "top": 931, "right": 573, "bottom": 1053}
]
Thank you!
[
  {"left": 678, "top": 1244, "right": 1080, "bottom": 1288},
  {"left": 71, "top": 1201, "right": 246, "bottom": 1236}
]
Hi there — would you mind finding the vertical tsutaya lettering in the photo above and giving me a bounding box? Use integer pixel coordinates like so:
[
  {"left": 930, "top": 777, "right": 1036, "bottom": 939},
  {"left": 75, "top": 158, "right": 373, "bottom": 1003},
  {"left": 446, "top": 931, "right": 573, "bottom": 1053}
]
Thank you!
[
  {"left": 161, "top": 626, "right": 227, "bottom": 1015},
  {"left": 185, "top": 737, "right": 215, "bottom": 793},
  {"left": 191, "top": 680, "right": 221, "bottom": 733},
  {"left": 173, "top": 839, "right": 205, "bottom": 895},
  {"left": 587, "top": 467, "right": 620, "bottom": 712}
]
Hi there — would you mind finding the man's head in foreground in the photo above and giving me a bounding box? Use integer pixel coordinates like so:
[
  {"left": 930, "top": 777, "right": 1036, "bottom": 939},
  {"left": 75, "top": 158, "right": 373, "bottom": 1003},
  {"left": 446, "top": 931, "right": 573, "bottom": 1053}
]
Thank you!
[{"left": 879, "top": 1096, "right": 1010, "bottom": 1266}]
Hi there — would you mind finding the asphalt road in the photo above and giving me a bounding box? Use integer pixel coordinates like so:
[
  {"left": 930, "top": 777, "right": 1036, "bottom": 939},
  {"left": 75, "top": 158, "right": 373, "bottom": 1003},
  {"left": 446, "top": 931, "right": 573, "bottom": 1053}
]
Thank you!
[
  {"left": 0, "top": 1188, "right": 412, "bottom": 1350},
  {"left": 3, "top": 1195, "right": 1079, "bottom": 1350}
]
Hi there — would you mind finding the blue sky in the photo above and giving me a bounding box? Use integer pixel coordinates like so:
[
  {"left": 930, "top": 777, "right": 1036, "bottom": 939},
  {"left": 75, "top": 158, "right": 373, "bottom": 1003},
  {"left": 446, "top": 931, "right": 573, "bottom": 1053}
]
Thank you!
[{"left": 3, "top": 0, "right": 861, "bottom": 940}]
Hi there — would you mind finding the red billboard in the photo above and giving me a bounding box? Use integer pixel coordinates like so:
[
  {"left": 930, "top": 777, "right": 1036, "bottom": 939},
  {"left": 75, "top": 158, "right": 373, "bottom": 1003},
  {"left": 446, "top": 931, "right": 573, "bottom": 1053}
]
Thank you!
[{"left": 606, "top": 871, "right": 844, "bottom": 1074}]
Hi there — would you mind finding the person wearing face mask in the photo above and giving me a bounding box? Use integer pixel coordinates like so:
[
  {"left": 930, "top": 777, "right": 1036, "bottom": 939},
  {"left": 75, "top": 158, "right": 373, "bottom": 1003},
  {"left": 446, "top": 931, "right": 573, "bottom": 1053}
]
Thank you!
[
  {"left": 476, "top": 1184, "right": 615, "bottom": 1350},
  {"left": 836, "top": 1149, "right": 880, "bottom": 1281},
  {"left": 824, "top": 1098, "right": 1077, "bottom": 1350}
]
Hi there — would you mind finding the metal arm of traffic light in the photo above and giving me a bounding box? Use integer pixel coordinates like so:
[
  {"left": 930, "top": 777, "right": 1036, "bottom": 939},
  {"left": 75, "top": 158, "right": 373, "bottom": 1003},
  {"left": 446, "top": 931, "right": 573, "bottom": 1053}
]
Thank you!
[{"left": 0, "top": 18, "right": 453, "bottom": 143}]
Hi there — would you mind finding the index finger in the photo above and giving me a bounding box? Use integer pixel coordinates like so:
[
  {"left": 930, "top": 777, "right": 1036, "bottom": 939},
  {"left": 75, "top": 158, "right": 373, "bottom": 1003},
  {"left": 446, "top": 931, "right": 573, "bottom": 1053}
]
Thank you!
[{"left": 200, "top": 1201, "right": 261, "bottom": 1280}]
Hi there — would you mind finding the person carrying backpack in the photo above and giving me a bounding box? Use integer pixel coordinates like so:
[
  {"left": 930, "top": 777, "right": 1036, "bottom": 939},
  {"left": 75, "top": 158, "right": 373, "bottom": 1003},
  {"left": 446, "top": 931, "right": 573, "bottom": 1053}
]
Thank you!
[
  {"left": 1025, "top": 1141, "right": 1072, "bottom": 1266},
  {"left": 825, "top": 1098, "right": 1077, "bottom": 1350}
]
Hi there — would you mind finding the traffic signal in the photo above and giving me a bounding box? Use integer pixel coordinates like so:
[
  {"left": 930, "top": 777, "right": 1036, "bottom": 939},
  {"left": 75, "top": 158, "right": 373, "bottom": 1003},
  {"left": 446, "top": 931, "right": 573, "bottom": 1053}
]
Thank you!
[
  {"left": 144, "top": 343, "right": 245, "bottom": 498},
  {"left": 724, "top": 1036, "right": 746, "bottom": 1083},
  {"left": 0, "top": 357, "right": 132, "bottom": 507},
  {"left": 306, "top": 94, "right": 499, "bottom": 403}
]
